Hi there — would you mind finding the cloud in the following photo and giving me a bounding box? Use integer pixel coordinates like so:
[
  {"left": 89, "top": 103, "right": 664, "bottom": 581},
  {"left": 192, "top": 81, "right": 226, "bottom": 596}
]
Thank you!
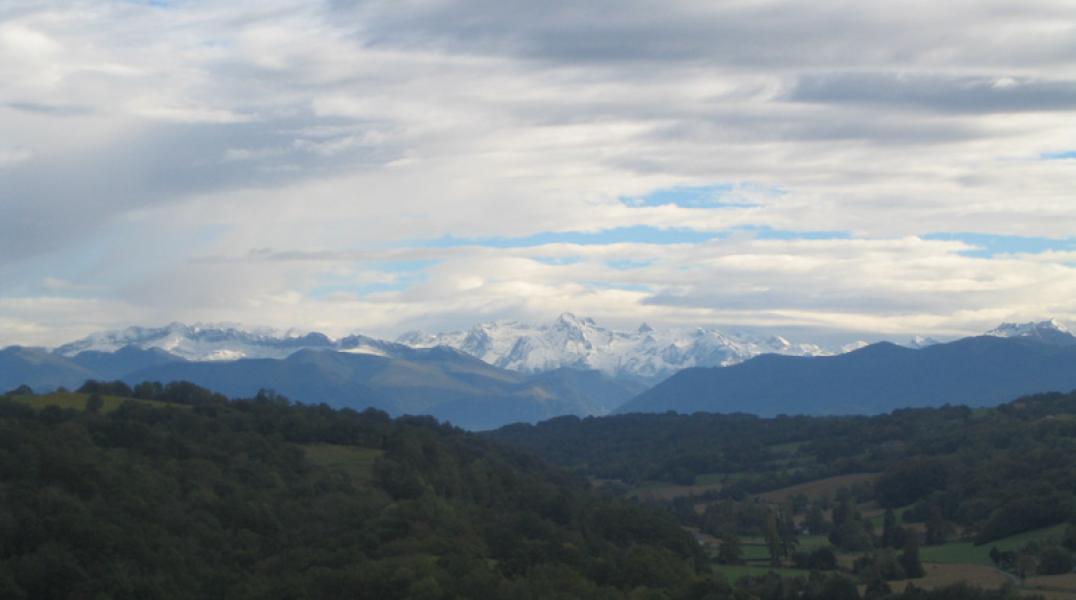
[
  {"left": 787, "top": 74, "right": 1076, "bottom": 113},
  {"left": 1, "top": 0, "right": 1075, "bottom": 345}
]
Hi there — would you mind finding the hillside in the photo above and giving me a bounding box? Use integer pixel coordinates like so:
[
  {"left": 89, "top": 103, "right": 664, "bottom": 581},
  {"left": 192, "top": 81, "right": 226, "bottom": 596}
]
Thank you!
[
  {"left": 0, "top": 386, "right": 707, "bottom": 599},
  {"left": 491, "top": 391, "right": 1076, "bottom": 593},
  {"left": 619, "top": 336, "right": 1076, "bottom": 416}
]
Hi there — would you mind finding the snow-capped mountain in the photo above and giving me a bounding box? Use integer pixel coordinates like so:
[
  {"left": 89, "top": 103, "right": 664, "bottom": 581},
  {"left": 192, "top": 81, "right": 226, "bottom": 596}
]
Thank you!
[
  {"left": 50, "top": 317, "right": 1075, "bottom": 383},
  {"left": 984, "top": 319, "right": 1076, "bottom": 346},
  {"left": 397, "top": 313, "right": 832, "bottom": 383},
  {"left": 54, "top": 323, "right": 338, "bottom": 361},
  {"left": 906, "top": 336, "right": 941, "bottom": 349},
  {"left": 53, "top": 323, "right": 419, "bottom": 363}
]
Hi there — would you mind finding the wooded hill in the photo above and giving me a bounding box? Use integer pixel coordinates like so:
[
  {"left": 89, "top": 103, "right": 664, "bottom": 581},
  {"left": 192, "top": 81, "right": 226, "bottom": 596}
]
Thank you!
[{"left": 0, "top": 382, "right": 1039, "bottom": 599}]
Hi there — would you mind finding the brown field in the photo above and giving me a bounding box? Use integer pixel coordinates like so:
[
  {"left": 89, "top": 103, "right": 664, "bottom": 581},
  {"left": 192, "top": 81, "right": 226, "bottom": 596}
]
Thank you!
[
  {"left": 630, "top": 482, "right": 724, "bottom": 501},
  {"left": 757, "top": 473, "right": 880, "bottom": 503},
  {"left": 1027, "top": 574, "right": 1076, "bottom": 596},
  {"left": 886, "top": 563, "right": 1010, "bottom": 592},
  {"left": 1020, "top": 591, "right": 1076, "bottom": 599}
]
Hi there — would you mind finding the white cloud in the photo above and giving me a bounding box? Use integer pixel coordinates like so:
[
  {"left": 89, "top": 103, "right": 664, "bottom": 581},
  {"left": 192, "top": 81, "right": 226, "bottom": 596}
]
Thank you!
[{"left": 0, "top": 0, "right": 1074, "bottom": 345}]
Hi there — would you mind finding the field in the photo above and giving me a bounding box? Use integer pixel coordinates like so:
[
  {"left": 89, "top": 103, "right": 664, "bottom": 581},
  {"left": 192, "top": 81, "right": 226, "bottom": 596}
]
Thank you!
[
  {"left": 629, "top": 480, "right": 724, "bottom": 501},
  {"left": 303, "top": 443, "right": 384, "bottom": 482},
  {"left": 757, "top": 473, "right": 879, "bottom": 503},
  {"left": 8, "top": 391, "right": 179, "bottom": 413},
  {"left": 883, "top": 563, "right": 1011, "bottom": 592},
  {"left": 1026, "top": 574, "right": 1076, "bottom": 597},
  {"left": 920, "top": 523, "right": 1069, "bottom": 566}
]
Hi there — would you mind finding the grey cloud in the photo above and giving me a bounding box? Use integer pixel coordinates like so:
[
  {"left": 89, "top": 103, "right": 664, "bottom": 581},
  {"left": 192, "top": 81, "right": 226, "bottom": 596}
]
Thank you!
[
  {"left": 0, "top": 114, "right": 401, "bottom": 263},
  {"left": 343, "top": 0, "right": 1075, "bottom": 70},
  {"left": 6, "top": 101, "right": 94, "bottom": 116},
  {"left": 787, "top": 74, "right": 1076, "bottom": 113}
]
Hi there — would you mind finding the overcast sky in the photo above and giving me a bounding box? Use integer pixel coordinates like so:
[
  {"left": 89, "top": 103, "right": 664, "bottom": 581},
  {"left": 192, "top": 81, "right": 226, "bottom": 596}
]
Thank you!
[{"left": 2, "top": 0, "right": 1075, "bottom": 346}]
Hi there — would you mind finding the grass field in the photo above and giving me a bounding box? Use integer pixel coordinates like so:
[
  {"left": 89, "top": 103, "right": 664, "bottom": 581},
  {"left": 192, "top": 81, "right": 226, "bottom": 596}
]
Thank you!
[
  {"left": 8, "top": 391, "right": 177, "bottom": 414},
  {"left": 303, "top": 443, "right": 384, "bottom": 482},
  {"left": 920, "top": 523, "right": 1069, "bottom": 566},
  {"left": 758, "top": 472, "right": 880, "bottom": 503}
]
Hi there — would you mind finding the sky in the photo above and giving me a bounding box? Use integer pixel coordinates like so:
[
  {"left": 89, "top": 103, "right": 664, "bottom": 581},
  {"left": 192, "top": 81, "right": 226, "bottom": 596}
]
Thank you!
[{"left": 2, "top": 0, "right": 1075, "bottom": 347}]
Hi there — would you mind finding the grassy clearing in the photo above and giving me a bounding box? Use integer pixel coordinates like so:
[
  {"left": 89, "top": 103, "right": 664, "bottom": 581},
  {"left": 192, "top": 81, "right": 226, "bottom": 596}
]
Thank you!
[
  {"left": 740, "top": 544, "right": 771, "bottom": 561},
  {"left": 920, "top": 523, "right": 1069, "bottom": 566},
  {"left": 797, "top": 535, "right": 831, "bottom": 551},
  {"left": 303, "top": 444, "right": 384, "bottom": 482},
  {"left": 758, "top": 473, "right": 880, "bottom": 503},
  {"left": 8, "top": 392, "right": 176, "bottom": 414}
]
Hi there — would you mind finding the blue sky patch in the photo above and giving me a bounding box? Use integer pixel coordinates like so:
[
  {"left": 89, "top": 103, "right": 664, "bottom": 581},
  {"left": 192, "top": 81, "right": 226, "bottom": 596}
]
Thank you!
[
  {"left": 421, "top": 226, "right": 719, "bottom": 248},
  {"left": 607, "top": 259, "right": 654, "bottom": 270},
  {"left": 924, "top": 232, "right": 1076, "bottom": 258},
  {"left": 1041, "top": 151, "right": 1076, "bottom": 160},
  {"left": 620, "top": 184, "right": 763, "bottom": 209},
  {"left": 419, "top": 225, "right": 852, "bottom": 250}
]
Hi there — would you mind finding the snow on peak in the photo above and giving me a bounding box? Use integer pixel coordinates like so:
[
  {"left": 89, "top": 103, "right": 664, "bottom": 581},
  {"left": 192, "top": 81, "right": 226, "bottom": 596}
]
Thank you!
[
  {"left": 906, "top": 335, "right": 940, "bottom": 349},
  {"left": 395, "top": 315, "right": 842, "bottom": 382},
  {"left": 985, "top": 319, "right": 1073, "bottom": 341},
  {"left": 54, "top": 322, "right": 335, "bottom": 361}
]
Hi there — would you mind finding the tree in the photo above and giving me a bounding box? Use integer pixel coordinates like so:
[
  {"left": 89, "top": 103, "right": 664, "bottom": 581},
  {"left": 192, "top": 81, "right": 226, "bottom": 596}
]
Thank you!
[
  {"left": 805, "top": 505, "right": 829, "bottom": 535},
  {"left": 1015, "top": 553, "right": 1039, "bottom": 581},
  {"left": 716, "top": 534, "right": 742, "bottom": 565},
  {"left": 881, "top": 508, "right": 898, "bottom": 548},
  {"left": 900, "top": 537, "right": 925, "bottom": 578},
  {"left": 764, "top": 512, "right": 781, "bottom": 567},
  {"left": 85, "top": 395, "right": 104, "bottom": 415},
  {"left": 777, "top": 508, "right": 799, "bottom": 558},
  {"left": 1038, "top": 546, "right": 1073, "bottom": 575},
  {"left": 925, "top": 506, "right": 948, "bottom": 545}
]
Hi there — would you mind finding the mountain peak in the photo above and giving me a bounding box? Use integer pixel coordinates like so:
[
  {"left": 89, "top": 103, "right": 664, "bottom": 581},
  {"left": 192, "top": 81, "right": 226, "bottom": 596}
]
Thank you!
[{"left": 984, "top": 319, "right": 1075, "bottom": 346}]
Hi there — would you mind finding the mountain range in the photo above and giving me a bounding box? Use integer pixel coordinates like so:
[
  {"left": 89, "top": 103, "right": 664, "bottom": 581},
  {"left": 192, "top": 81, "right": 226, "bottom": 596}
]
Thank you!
[
  {"left": 49, "top": 315, "right": 845, "bottom": 383},
  {"left": 3, "top": 317, "right": 1074, "bottom": 428},
  {"left": 619, "top": 320, "right": 1076, "bottom": 417},
  {"left": 1, "top": 341, "right": 641, "bottom": 430}
]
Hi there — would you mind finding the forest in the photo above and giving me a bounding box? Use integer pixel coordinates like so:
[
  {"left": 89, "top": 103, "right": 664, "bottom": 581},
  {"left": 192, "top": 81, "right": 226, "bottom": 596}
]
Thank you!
[
  {"left": 1, "top": 381, "right": 1071, "bottom": 598},
  {"left": 489, "top": 392, "right": 1076, "bottom": 595}
]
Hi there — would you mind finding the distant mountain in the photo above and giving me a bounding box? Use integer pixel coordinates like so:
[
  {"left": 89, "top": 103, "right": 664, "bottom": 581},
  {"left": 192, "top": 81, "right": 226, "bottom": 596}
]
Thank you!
[
  {"left": 123, "top": 348, "right": 636, "bottom": 430},
  {"left": 0, "top": 347, "right": 97, "bottom": 392},
  {"left": 984, "top": 319, "right": 1076, "bottom": 346},
  {"left": 618, "top": 334, "right": 1076, "bottom": 417},
  {"left": 69, "top": 345, "right": 185, "bottom": 380},
  {"left": 52, "top": 317, "right": 844, "bottom": 384},
  {"left": 54, "top": 322, "right": 338, "bottom": 361},
  {"left": 399, "top": 313, "right": 833, "bottom": 383}
]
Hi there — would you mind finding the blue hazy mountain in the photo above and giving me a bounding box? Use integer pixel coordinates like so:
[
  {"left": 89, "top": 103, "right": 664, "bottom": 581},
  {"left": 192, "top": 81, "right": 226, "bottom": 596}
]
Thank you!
[
  {"left": 69, "top": 345, "right": 185, "bottom": 380},
  {"left": 0, "top": 346, "right": 98, "bottom": 392},
  {"left": 122, "top": 348, "right": 639, "bottom": 430},
  {"left": 618, "top": 334, "right": 1076, "bottom": 417}
]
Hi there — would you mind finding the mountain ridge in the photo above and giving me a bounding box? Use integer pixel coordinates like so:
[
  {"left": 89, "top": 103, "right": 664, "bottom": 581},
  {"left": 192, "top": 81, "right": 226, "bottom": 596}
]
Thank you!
[{"left": 617, "top": 334, "right": 1076, "bottom": 417}]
